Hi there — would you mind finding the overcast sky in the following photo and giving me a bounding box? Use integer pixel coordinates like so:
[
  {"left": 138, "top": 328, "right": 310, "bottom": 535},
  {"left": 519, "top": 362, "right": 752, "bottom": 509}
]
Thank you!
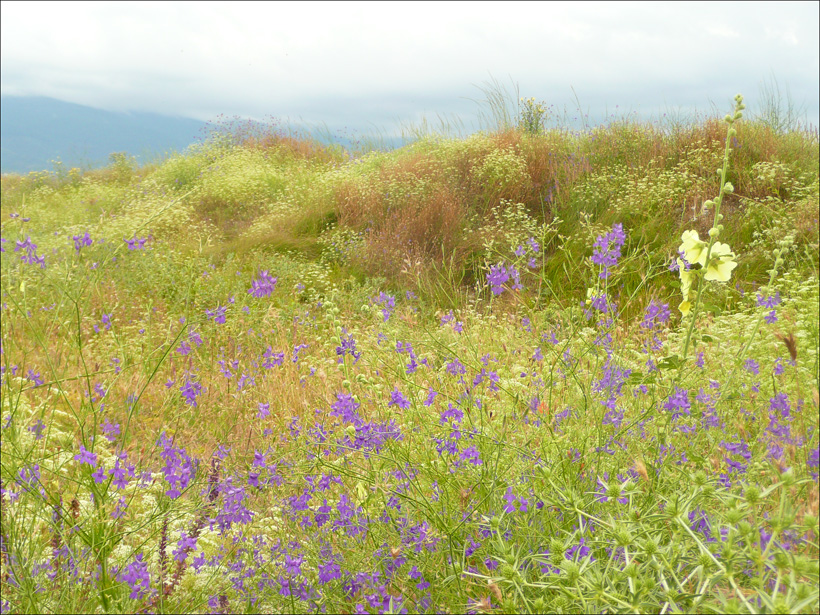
[{"left": 2, "top": 1, "right": 818, "bottom": 139}]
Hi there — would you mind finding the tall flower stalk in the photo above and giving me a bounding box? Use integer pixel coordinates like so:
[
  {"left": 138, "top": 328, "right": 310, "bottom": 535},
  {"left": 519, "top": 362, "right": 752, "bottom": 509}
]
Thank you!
[{"left": 678, "top": 94, "right": 746, "bottom": 363}]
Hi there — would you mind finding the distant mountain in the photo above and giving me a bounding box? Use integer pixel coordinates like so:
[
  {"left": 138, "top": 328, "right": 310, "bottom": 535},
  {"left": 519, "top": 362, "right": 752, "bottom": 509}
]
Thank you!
[{"left": 1, "top": 96, "right": 207, "bottom": 174}]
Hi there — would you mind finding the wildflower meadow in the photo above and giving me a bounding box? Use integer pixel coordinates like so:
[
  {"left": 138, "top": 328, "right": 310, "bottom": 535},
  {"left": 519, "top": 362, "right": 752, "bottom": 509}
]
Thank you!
[{"left": 1, "top": 93, "right": 818, "bottom": 614}]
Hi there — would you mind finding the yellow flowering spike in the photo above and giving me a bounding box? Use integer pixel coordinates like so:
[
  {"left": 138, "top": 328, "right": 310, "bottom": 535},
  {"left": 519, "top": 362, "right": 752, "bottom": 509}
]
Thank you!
[
  {"left": 679, "top": 230, "right": 708, "bottom": 267},
  {"left": 704, "top": 242, "right": 737, "bottom": 282}
]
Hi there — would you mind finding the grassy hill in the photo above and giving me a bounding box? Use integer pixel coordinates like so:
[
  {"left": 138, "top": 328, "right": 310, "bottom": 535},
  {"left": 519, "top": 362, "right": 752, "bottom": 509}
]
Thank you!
[{"left": 1, "top": 95, "right": 818, "bottom": 613}]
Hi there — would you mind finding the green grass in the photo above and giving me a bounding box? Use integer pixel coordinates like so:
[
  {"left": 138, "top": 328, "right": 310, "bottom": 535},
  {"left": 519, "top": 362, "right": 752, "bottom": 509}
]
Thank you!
[{"left": 0, "top": 94, "right": 818, "bottom": 614}]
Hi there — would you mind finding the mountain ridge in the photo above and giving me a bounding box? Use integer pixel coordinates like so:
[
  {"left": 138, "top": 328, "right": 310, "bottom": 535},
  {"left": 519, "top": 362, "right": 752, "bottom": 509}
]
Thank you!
[{"left": 1, "top": 96, "right": 207, "bottom": 174}]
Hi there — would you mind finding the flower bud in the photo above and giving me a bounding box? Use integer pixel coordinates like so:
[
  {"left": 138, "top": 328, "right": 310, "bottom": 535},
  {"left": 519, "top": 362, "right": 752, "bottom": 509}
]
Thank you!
[
  {"left": 723, "top": 182, "right": 734, "bottom": 193},
  {"left": 708, "top": 228, "right": 719, "bottom": 238},
  {"left": 724, "top": 114, "right": 734, "bottom": 124}
]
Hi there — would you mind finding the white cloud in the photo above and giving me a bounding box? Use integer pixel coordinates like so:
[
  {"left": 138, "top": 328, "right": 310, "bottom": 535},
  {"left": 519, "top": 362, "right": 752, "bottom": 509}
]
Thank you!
[{"left": 1, "top": 1, "right": 817, "bottom": 131}]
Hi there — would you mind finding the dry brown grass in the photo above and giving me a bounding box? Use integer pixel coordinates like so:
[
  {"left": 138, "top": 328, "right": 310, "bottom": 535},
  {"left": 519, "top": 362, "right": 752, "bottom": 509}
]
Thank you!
[{"left": 242, "top": 134, "right": 342, "bottom": 165}]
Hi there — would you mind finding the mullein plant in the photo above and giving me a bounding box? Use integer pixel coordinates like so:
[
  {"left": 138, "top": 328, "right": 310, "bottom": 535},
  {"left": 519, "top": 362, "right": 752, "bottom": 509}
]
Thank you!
[
  {"left": 674, "top": 94, "right": 795, "bottom": 383},
  {"left": 675, "top": 95, "right": 744, "bottom": 360}
]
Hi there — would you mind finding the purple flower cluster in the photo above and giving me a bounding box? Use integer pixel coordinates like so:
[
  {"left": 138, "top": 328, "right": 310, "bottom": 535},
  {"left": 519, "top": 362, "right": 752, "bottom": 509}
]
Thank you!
[
  {"left": 15, "top": 236, "right": 45, "bottom": 268},
  {"left": 757, "top": 292, "right": 781, "bottom": 324},
  {"left": 591, "top": 223, "right": 626, "bottom": 279},
  {"left": 72, "top": 232, "right": 92, "bottom": 252},
  {"left": 439, "top": 310, "right": 463, "bottom": 333},
  {"left": 125, "top": 235, "right": 149, "bottom": 250},
  {"left": 262, "top": 346, "right": 285, "bottom": 369},
  {"left": 664, "top": 387, "right": 691, "bottom": 421},
  {"left": 486, "top": 264, "right": 522, "bottom": 295},
  {"left": 640, "top": 300, "right": 670, "bottom": 330},
  {"left": 247, "top": 270, "right": 278, "bottom": 298},
  {"left": 372, "top": 292, "right": 395, "bottom": 321},
  {"left": 180, "top": 376, "right": 202, "bottom": 407},
  {"left": 158, "top": 432, "right": 196, "bottom": 498},
  {"left": 206, "top": 305, "right": 228, "bottom": 324},
  {"left": 119, "top": 553, "right": 151, "bottom": 600},
  {"left": 330, "top": 392, "right": 360, "bottom": 423},
  {"left": 336, "top": 329, "right": 361, "bottom": 364},
  {"left": 388, "top": 388, "right": 411, "bottom": 410}
]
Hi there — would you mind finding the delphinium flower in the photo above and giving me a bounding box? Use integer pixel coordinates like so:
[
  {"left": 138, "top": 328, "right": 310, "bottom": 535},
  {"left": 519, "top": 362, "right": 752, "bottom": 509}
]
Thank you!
[
  {"left": 388, "top": 388, "right": 411, "bottom": 410},
  {"left": 206, "top": 304, "right": 228, "bottom": 324},
  {"left": 373, "top": 291, "right": 396, "bottom": 321},
  {"left": 330, "top": 392, "right": 360, "bottom": 423},
  {"left": 721, "top": 439, "right": 751, "bottom": 474},
  {"left": 15, "top": 236, "right": 46, "bottom": 267},
  {"left": 28, "top": 419, "right": 45, "bottom": 440},
  {"left": 261, "top": 346, "right": 284, "bottom": 369},
  {"left": 744, "top": 359, "right": 759, "bottom": 375},
  {"left": 119, "top": 553, "right": 151, "bottom": 600},
  {"left": 594, "top": 363, "right": 631, "bottom": 428},
  {"left": 248, "top": 270, "right": 278, "bottom": 298},
  {"left": 460, "top": 446, "right": 482, "bottom": 465},
  {"left": 757, "top": 291, "right": 781, "bottom": 324},
  {"left": 440, "top": 402, "right": 463, "bottom": 425},
  {"left": 664, "top": 387, "right": 691, "bottom": 421},
  {"left": 125, "top": 235, "right": 148, "bottom": 250},
  {"left": 808, "top": 446, "right": 819, "bottom": 481},
  {"left": 440, "top": 310, "right": 464, "bottom": 332},
  {"left": 688, "top": 507, "right": 715, "bottom": 542},
  {"left": 486, "top": 264, "right": 509, "bottom": 295},
  {"left": 766, "top": 392, "right": 793, "bottom": 440},
  {"left": 180, "top": 376, "right": 202, "bottom": 407},
  {"left": 26, "top": 370, "right": 43, "bottom": 387},
  {"left": 74, "top": 444, "right": 97, "bottom": 467},
  {"left": 696, "top": 387, "right": 722, "bottom": 430},
  {"left": 336, "top": 329, "right": 361, "bottom": 364},
  {"left": 446, "top": 357, "right": 466, "bottom": 377},
  {"left": 101, "top": 418, "right": 120, "bottom": 442},
  {"left": 109, "top": 453, "right": 133, "bottom": 489},
  {"left": 111, "top": 496, "right": 128, "bottom": 519},
  {"left": 172, "top": 531, "right": 198, "bottom": 563},
  {"left": 292, "top": 343, "right": 309, "bottom": 363},
  {"left": 236, "top": 372, "right": 255, "bottom": 391},
  {"left": 158, "top": 432, "right": 196, "bottom": 498},
  {"left": 590, "top": 223, "right": 626, "bottom": 279},
  {"left": 257, "top": 402, "right": 270, "bottom": 419},
  {"left": 72, "top": 232, "right": 92, "bottom": 252}
]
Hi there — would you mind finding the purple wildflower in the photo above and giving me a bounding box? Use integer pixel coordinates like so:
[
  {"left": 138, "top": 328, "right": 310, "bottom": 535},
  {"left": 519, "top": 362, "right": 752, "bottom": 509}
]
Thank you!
[
  {"left": 72, "top": 232, "right": 92, "bottom": 252},
  {"left": 388, "top": 388, "right": 411, "bottom": 410},
  {"left": 119, "top": 553, "right": 151, "bottom": 600},
  {"left": 248, "top": 270, "right": 278, "bottom": 298},
  {"left": 664, "top": 387, "right": 690, "bottom": 421},
  {"left": 74, "top": 444, "right": 97, "bottom": 467},
  {"left": 590, "top": 223, "right": 626, "bottom": 279}
]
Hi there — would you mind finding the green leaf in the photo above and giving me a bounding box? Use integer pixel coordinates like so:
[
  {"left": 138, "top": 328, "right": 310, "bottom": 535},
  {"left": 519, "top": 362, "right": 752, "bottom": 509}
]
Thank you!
[{"left": 658, "top": 355, "right": 683, "bottom": 370}]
